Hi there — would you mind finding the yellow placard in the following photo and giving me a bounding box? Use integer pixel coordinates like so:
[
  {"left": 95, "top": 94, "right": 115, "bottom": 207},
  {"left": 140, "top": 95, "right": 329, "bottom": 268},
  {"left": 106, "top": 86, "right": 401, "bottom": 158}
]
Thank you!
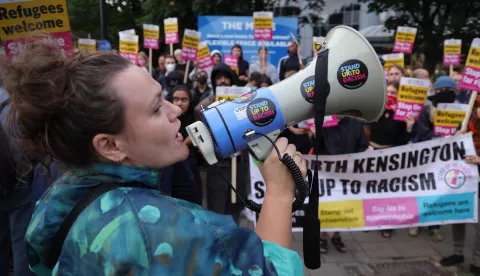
[
  {"left": 78, "top": 42, "right": 95, "bottom": 53},
  {"left": 0, "top": 0, "right": 71, "bottom": 41},
  {"left": 182, "top": 35, "right": 200, "bottom": 49},
  {"left": 165, "top": 23, "right": 178, "bottom": 33},
  {"left": 198, "top": 45, "right": 210, "bottom": 59},
  {"left": 120, "top": 40, "right": 138, "bottom": 54},
  {"left": 384, "top": 58, "right": 405, "bottom": 70},
  {"left": 144, "top": 28, "right": 159, "bottom": 39},
  {"left": 397, "top": 85, "right": 428, "bottom": 104},
  {"left": 434, "top": 110, "right": 466, "bottom": 127},
  {"left": 395, "top": 31, "right": 416, "bottom": 43},
  {"left": 466, "top": 47, "right": 480, "bottom": 68},
  {"left": 444, "top": 44, "right": 461, "bottom": 55},
  {"left": 254, "top": 17, "right": 273, "bottom": 29},
  {"left": 318, "top": 200, "right": 365, "bottom": 228}
]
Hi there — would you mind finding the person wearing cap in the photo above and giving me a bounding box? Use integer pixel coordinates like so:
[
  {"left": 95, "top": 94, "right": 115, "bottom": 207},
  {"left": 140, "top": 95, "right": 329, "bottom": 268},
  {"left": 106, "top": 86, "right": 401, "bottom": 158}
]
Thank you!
[
  {"left": 211, "top": 49, "right": 223, "bottom": 65},
  {"left": 277, "top": 41, "right": 303, "bottom": 81},
  {"left": 409, "top": 76, "right": 459, "bottom": 241}
]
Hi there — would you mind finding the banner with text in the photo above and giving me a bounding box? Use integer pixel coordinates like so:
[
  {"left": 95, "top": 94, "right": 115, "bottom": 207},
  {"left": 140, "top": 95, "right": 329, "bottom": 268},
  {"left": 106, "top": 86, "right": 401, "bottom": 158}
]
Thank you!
[
  {"left": 164, "top": 17, "right": 179, "bottom": 44},
  {"left": 119, "top": 33, "right": 139, "bottom": 65},
  {"left": 78, "top": 38, "right": 96, "bottom": 53},
  {"left": 460, "top": 38, "right": 480, "bottom": 91},
  {"left": 181, "top": 29, "right": 201, "bottom": 61},
  {"left": 434, "top": 103, "right": 468, "bottom": 136},
  {"left": 393, "top": 26, "right": 417, "bottom": 54},
  {"left": 383, "top": 53, "right": 404, "bottom": 78},
  {"left": 197, "top": 41, "right": 214, "bottom": 69},
  {"left": 143, "top": 24, "right": 159, "bottom": 49},
  {"left": 198, "top": 16, "right": 298, "bottom": 66},
  {"left": 215, "top": 86, "right": 252, "bottom": 102},
  {"left": 0, "top": 0, "right": 74, "bottom": 60},
  {"left": 312, "top": 36, "right": 325, "bottom": 57},
  {"left": 394, "top": 77, "right": 430, "bottom": 121},
  {"left": 253, "top": 11, "right": 273, "bottom": 41},
  {"left": 444, "top": 39, "right": 462, "bottom": 66},
  {"left": 250, "top": 134, "right": 479, "bottom": 232}
]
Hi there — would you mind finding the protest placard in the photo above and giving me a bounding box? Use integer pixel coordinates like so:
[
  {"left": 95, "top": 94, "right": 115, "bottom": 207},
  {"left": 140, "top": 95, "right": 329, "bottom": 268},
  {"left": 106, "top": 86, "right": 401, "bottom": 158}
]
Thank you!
[
  {"left": 444, "top": 39, "right": 462, "bottom": 66},
  {"left": 164, "top": 17, "right": 179, "bottom": 44},
  {"left": 393, "top": 26, "right": 417, "bottom": 54},
  {"left": 460, "top": 38, "right": 480, "bottom": 91},
  {"left": 434, "top": 103, "right": 468, "bottom": 136},
  {"left": 250, "top": 134, "right": 479, "bottom": 232},
  {"left": 253, "top": 11, "right": 273, "bottom": 41},
  {"left": 197, "top": 41, "right": 214, "bottom": 69},
  {"left": 119, "top": 33, "right": 139, "bottom": 65},
  {"left": 143, "top": 24, "right": 159, "bottom": 49},
  {"left": 224, "top": 54, "right": 239, "bottom": 75},
  {"left": 181, "top": 29, "right": 201, "bottom": 61},
  {"left": 215, "top": 86, "right": 252, "bottom": 102},
  {"left": 382, "top": 53, "right": 404, "bottom": 78},
  {"left": 297, "top": 116, "right": 338, "bottom": 129},
  {"left": 312, "top": 36, "right": 325, "bottom": 57},
  {"left": 0, "top": 0, "right": 74, "bottom": 60},
  {"left": 78, "top": 38, "right": 96, "bottom": 53},
  {"left": 394, "top": 77, "right": 430, "bottom": 121}
]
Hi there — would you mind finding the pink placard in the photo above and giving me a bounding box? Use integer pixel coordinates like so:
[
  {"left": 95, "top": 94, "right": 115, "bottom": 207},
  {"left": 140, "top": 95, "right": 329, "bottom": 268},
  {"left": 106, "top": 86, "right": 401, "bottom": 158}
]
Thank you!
[
  {"left": 144, "top": 38, "right": 159, "bottom": 49},
  {"left": 254, "top": 28, "right": 273, "bottom": 41},
  {"left": 363, "top": 197, "right": 419, "bottom": 227},
  {"left": 393, "top": 41, "right": 414, "bottom": 54},
  {"left": 198, "top": 56, "right": 214, "bottom": 69},
  {"left": 165, "top": 32, "right": 179, "bottom": 44},
  {"left": 4, "top": 31, "right": 74, "bottom": 60},
  {"left": 434, "top": 125, "right": 457, "bottom": 136},
  {"left": 460, "top": 66, "right": 480, "bottom": 91},
  {"left": 120, "top": 52, "right": 138, "bottom": 65},
  {"left": 181, "top": 47, "right": 198, "bottom": 62},
  {"left": 394, "top": 101, "right": 424, "bottom": 121},
  {"left": 323, "top": 116, "right": 338, "bottom": 128},
  {"left": 224, "top": 54, "right": 238, "bottom": 68},
  {"left": 444, "top": 54, "right": 460, "bottom": 66}
]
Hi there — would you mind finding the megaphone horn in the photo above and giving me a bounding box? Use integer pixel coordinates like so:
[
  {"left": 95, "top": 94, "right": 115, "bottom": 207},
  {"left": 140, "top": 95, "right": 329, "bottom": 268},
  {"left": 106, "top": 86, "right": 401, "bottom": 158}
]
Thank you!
[{"left": 186, "top": 25, "right": 387, "bottom": 165}]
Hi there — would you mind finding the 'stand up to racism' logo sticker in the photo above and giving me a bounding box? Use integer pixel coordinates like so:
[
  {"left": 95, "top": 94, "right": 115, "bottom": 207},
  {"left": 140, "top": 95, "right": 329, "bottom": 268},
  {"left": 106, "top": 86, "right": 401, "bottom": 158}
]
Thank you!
[
  {"left": 300, "top": 76, "right": 315, "bottom": 103},
  {"left": 337, "top": 59, "right": 369, "bottom": 90},
  {"left": 247, "top": 98, "right": 277, "bottom": 126}
]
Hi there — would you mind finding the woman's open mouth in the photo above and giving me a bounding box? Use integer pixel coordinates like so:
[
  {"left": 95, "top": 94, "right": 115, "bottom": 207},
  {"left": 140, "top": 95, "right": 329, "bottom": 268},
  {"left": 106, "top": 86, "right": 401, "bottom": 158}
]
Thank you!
[{"left": 176, "top": 132, "right": 183, "bottom": 142}]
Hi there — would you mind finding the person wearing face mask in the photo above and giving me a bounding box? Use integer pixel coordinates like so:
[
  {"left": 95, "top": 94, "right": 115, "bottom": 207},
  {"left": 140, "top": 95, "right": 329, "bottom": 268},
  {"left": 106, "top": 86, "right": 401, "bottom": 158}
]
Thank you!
[
  {"left": 158, "top": 55, "right": 178, "bottom": 91},
  {"left": 192, "top": 70, "right": 212, "bottom": 107},
  {"left": 10, "top": 37, "right": 305, "bottom": 276},
  {"left": 406, "top": 76, "right": 458, "bottom": 241}
]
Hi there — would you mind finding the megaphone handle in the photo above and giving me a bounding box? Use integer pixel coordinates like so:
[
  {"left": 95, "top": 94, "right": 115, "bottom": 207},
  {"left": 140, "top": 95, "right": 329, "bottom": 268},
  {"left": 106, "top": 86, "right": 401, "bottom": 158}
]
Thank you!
[{"left": 247, "top": 131, "right": 281, "bottom": 161}]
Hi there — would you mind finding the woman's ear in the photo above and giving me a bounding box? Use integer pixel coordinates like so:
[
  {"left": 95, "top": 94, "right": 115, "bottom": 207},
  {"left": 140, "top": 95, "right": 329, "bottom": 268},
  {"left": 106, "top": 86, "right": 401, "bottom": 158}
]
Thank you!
[{"left": 92, "top": 134, "right": 127, "bottom": 163}]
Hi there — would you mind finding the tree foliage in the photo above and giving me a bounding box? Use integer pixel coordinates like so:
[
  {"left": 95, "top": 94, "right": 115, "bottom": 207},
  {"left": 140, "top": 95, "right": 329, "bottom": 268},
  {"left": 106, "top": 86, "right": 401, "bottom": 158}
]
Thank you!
[{"left": 358, "top": 0, "right": 480, "bottom": 73}]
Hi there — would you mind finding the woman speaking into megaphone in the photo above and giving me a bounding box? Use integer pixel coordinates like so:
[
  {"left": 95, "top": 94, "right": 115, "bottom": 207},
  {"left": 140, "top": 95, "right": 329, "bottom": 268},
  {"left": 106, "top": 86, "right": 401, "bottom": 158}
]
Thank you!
[{"left": 3, "top": 37, "right": 306, "bottom": 275}]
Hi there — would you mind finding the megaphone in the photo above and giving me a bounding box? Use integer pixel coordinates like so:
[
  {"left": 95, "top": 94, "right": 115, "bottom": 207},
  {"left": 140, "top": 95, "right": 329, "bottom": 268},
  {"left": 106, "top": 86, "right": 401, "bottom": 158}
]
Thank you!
[{"left": 186, "top": 25, "right": 387, "bottom": 165}]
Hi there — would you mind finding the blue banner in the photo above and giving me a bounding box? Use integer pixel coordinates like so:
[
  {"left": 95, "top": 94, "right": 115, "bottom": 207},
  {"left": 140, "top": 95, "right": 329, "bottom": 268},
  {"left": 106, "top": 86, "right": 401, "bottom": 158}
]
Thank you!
[{"left": 198, "top": 16, "right": 298, "bottom": 70}]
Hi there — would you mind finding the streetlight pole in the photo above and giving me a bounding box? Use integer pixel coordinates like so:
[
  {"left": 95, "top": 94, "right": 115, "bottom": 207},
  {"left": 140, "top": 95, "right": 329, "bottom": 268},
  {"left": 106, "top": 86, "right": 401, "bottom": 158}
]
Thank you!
[{"left": 100, "top": 0, "right": 107, "bottom": 40}]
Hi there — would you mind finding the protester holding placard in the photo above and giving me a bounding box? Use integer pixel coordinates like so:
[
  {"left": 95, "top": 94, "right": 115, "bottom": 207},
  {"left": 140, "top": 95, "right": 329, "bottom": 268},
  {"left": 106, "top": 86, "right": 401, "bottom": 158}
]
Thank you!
[
  {"left": 310, "top": 117, "right": 370, "bottom": 253},
  {"left": 6, "top": 38, "right": 305, "bottom": 276},
  {"left": 367, "top": 80, "right": 416, "bottom": 238},
  {"left": 387, "top": 64, "right": 405, "bottom": 84},
  {"left": 249, "top": 47, "right": 279, "bottom": 84},
  {"left": 231, "top": 44, "right": 249, "bottom": 86}
]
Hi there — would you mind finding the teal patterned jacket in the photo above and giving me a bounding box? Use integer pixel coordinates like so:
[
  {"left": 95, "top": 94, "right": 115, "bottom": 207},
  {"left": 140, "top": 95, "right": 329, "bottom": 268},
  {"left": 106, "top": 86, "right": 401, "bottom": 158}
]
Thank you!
[{"left": 25, "top": 162, "right": 303, "bottom": 275}]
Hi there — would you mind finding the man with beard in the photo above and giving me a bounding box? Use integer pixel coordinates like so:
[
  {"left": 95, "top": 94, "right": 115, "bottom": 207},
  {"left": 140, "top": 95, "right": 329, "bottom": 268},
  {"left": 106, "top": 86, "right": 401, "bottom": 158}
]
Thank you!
[
  {"left": 191, "top": 70, "right": 212, "bottom": 107},
  {"left": 194, "top": 63, "right": 247, "bottom": 221}
]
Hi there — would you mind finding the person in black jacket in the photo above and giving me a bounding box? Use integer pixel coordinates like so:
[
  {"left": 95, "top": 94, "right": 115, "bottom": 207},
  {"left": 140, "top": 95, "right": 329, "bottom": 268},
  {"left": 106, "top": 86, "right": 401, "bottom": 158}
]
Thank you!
[
  {"left": 311, "top": 117, "right": 371, "bottom": 253},
  {"left": 231, "top": 44, "right": 249, "bottom": 86},
  {"left": 278, "top": 41, "right": 303, "bottom": 81}
]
